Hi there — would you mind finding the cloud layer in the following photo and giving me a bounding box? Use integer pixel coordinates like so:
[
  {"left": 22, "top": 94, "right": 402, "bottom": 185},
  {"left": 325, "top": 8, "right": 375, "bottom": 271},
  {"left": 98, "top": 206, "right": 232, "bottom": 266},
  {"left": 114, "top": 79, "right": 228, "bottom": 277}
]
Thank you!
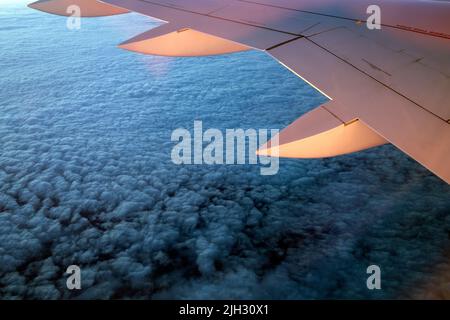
[{"left": 1, "top": 2, "right": 450, "bottom": 299}]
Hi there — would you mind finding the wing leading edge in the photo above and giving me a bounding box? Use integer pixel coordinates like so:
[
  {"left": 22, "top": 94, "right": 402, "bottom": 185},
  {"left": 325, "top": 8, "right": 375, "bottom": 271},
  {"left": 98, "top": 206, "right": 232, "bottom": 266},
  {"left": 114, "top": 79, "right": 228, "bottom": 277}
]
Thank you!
[{"left": 28, "top": 0, "right": 450, "bottom": 184}]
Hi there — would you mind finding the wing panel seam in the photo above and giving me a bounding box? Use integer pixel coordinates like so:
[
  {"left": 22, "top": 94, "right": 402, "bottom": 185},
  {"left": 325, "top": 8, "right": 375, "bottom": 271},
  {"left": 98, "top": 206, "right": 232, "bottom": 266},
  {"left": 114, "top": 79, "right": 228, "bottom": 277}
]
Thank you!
[
  {"left": 302, "top": 37, "right": 449, "bottom": 124},
  {"left": 140, "top": 0, "right": 300, "bottom": 36},
  {"left": 237, "top": 0, "right": 450, "bottom": 40}
]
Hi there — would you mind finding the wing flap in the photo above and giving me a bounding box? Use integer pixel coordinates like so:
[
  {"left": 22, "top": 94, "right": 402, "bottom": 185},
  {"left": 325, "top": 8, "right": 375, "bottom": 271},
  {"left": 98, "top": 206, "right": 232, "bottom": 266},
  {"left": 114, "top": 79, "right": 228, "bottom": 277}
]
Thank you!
[{"left": 309, "top": 26, "right": 450, "bottom": 121}]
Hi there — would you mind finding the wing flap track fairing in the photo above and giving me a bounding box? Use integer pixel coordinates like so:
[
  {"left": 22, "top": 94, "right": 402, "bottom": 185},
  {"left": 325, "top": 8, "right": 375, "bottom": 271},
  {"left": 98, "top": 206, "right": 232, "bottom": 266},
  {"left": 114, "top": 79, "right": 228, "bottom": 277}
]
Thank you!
[
  {"left": 28, "top": 0, "right": 129, "bottom": 17},
  {"left": 257, "top": 103, "right": 388, "bottom": 158},
  {"left": 119, "top": 23, "right": 250, "bottom": 57}
]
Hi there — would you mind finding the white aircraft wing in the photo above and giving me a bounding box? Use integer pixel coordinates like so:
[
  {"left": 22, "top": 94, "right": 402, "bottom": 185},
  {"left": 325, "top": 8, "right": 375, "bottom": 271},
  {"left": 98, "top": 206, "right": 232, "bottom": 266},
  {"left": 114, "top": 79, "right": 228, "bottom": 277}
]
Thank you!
[{"left": 29, "top": 0, "right": 450, "bottom": 184}]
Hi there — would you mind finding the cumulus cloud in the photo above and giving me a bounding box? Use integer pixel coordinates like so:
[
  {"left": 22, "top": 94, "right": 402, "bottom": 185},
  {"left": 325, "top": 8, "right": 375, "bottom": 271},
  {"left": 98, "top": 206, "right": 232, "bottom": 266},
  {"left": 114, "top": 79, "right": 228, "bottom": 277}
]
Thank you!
[{"left": 1, "top": 2, "right": 450, "bottom": 300}]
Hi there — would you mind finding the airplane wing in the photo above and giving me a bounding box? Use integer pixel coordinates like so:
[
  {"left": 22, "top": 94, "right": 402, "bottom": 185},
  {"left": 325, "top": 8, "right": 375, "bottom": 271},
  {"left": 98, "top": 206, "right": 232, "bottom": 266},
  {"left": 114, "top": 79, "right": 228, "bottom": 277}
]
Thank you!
[{"left": 28, "top": 0, "right": 450, "bottom": 184}]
